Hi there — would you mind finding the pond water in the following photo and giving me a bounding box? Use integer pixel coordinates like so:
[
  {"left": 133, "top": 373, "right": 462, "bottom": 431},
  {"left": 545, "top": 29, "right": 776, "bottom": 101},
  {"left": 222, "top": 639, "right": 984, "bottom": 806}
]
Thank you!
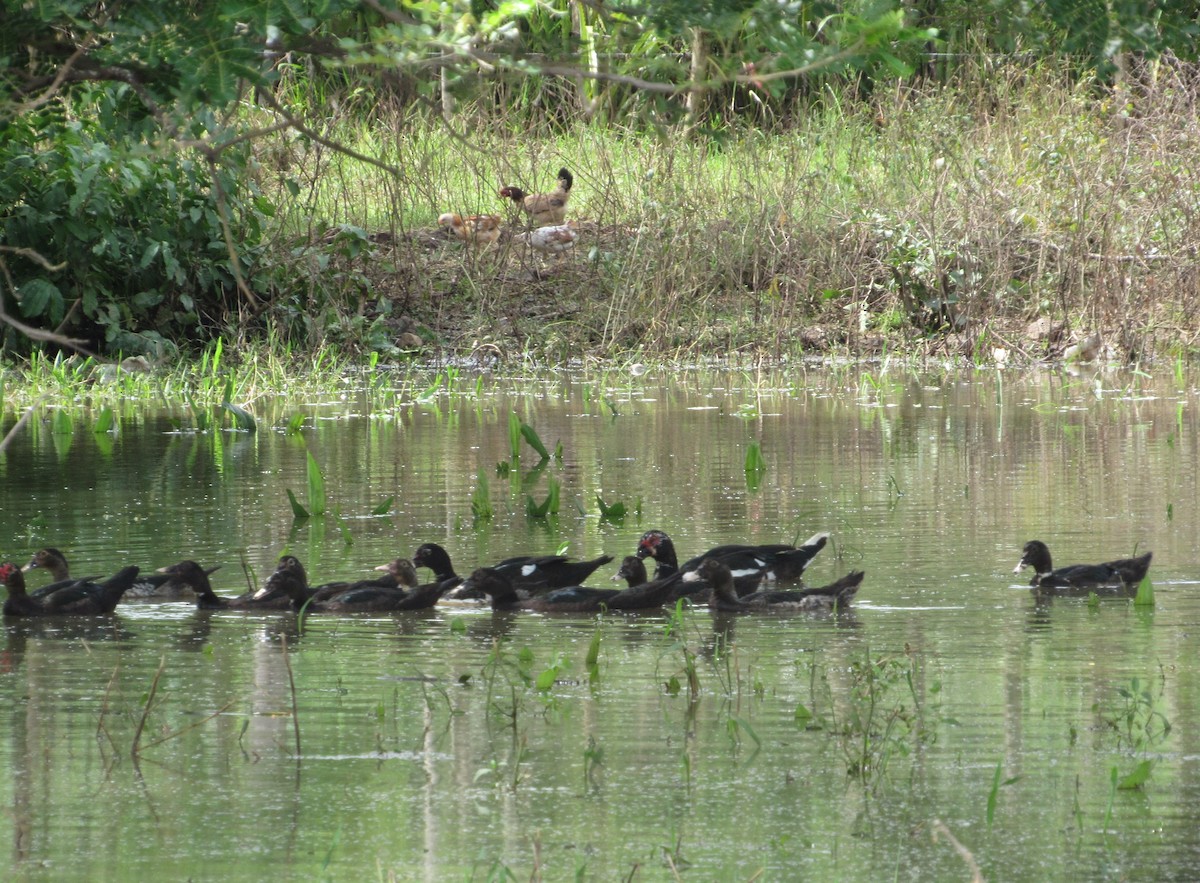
[{"left": 2, "top": 364, "right": 1199, "bottom": 881}]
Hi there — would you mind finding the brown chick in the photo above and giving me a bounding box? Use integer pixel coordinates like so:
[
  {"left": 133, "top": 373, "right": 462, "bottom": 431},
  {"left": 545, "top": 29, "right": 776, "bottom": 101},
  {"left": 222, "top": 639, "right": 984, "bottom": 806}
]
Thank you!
[
  {"left": 499, "top": 167, "right": 573, "bottom": 226},
  {"left": 438, "top": 212, "right": 503, "bottom": 246}
]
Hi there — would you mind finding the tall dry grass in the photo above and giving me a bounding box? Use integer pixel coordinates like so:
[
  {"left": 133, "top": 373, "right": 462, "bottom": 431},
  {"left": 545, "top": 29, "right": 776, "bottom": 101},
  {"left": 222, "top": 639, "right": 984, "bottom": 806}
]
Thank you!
[{"left": 253, "top": 59, "right": 1200, "bottom": 364}]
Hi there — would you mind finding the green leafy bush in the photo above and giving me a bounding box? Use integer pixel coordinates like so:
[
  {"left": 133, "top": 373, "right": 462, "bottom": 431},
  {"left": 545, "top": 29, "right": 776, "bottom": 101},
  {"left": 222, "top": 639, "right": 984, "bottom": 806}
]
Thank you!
[{"left": 0, "top": 91, "right": 271, "bottom": 354}]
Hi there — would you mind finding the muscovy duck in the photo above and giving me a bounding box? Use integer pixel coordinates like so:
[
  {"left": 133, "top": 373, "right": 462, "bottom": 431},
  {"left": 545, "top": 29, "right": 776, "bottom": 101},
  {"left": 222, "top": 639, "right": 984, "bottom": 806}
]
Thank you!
[
  {"left": 635, "top": 530, "right": 828, "bottom": 582},
  {"left": 156, "top": 560, "right": 292, "bottom": 610},
  {"left": 419, "top": 542, "right": 613, "bottom": 599},
  {"left": 1014, "top": 540, "right": 1152, "bottom": 591},
  {"left": 24, "top": 547, "right": 212, "bottom": 600},
  {"left": 270, "top": 564, "right": 448, "bottom": 613},
  {"left": 608, "top": 555, "right": 757, "bottom": 607},
  {"left": 692, "top": 558, "right": 863, "bottom": 613},
  {"left": 1, "top": 562, "right": 140, "bottom": 616},
  {"left": 459, "top": 568, "right": 620, "bottom": 612}
]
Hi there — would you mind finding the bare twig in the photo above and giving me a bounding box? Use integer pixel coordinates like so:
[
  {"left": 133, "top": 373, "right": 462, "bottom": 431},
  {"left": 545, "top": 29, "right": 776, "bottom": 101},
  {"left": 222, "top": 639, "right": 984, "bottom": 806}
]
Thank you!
[
  {"left": 281, "top": 634, "right": 302, "bottom": 756},
  {"left": 203, "top": 157, "right": 262, "bottom": 312},
  {"left": 0, "top": 255, "right": 95, "bottom": 355},
  {"left": 137, "top": 698, "right": 239, "bottom": 751},
  {"left": 255, "top": 90, "right": 404, "bottom": 178},
  {"left": 0, "top": 246, "right": 67, "bottom": 272},
  {"left": 131, "top": 654, "right": 167, "bottom": 758},
  {"left": 930, "top": 818, "right": 985, "bottom": 883}
]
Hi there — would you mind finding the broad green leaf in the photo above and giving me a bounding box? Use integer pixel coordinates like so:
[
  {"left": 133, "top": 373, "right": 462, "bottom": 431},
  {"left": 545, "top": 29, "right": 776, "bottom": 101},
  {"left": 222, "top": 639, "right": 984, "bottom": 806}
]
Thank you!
[
  {"left": 286, "top": 488, "right": 309, "bottom": 519},
  {"left": 93, "top": 406, "right": 115, "bottom": 434},
  {"left": 1118, "top": 760, "right": 1154, "bottom": 789},
  {"left": 221, "top": 401, "right": 257, "bottom": 432},
  {"left": 520, "top": 422, "right": 550, "bottom": 460}
]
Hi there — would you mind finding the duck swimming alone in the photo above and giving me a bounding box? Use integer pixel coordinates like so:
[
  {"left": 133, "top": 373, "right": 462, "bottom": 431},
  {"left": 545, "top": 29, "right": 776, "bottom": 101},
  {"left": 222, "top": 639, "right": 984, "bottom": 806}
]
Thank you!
[
  {"left": 691, "top": 558, "right": 863, "bottom": 613},
  {"left": 1013, "top": 540, "right": 1152, "bottom": 591}
]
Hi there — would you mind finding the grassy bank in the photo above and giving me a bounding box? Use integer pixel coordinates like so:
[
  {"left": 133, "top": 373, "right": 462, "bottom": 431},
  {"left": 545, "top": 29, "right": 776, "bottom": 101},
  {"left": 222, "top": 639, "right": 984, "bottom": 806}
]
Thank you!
[{"left": 247, "top": 62, "right": 1200, "bottom": 367}]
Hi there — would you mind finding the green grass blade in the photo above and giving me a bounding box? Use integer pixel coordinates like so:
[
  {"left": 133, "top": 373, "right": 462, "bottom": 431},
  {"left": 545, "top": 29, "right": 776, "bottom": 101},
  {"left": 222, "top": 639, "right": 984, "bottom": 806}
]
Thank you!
[{"left": 371, "top": 496, "right": 394, "bottom": 515}]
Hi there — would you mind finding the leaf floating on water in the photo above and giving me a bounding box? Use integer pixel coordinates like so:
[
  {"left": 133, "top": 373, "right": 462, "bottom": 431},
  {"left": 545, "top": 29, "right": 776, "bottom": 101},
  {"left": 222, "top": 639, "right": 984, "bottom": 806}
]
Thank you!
[{"left": 371, "top": 496, "right": 394, "bottom": 516}]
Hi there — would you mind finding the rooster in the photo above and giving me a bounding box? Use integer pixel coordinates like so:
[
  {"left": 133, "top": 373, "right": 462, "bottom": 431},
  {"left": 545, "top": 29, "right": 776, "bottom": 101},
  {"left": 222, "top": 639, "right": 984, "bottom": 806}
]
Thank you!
[
  {"left": 499, "top": 167, "right": 573, "bottom": 226},
  {"left": 518, "top": 222, "right": 577, "bottom": 255},
  {"left": 438, "top": 212, "right": 502, "bottom": 246}
]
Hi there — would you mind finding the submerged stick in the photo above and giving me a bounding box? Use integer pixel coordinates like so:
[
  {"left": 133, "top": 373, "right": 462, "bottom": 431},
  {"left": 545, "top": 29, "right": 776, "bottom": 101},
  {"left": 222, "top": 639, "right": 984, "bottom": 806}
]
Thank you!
[
  {"left": 281, "top": 634, "right": 301, "bottom": 756},
  {"left": 137, "top": 698, "right": 239, "bottom": 752},
  {"left": 930, "top": 818, "right": 984, "bottom": 883},
  {"left": 131, "top": 654, "right": 167, "bottom": 758}
]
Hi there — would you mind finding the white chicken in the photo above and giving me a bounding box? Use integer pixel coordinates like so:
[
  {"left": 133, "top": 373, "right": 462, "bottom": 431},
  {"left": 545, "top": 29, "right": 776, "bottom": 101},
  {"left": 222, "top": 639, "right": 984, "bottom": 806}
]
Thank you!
[{"left": 518, "top": 222, "right": 577, "bottom": 255}]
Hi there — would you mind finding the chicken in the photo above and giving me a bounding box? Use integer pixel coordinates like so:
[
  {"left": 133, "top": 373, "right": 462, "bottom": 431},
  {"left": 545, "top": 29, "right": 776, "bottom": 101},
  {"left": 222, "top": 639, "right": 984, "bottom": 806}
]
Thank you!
[
  {"left": 438, "top": 212, "right": 502, "bottom": 246},
  {"left": 518, "top": 223, "right": 577, "bottom": 255},
  {"left": 499, "top": 167, "right": 573, "bottom": 226}
]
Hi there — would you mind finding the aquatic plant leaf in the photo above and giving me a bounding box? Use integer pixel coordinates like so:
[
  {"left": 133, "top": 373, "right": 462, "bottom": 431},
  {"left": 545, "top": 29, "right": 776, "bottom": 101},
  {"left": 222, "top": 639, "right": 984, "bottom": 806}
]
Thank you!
[
  {"left": 520, "top": 422, "right": 550, "bottom": 460},
  {"left": 1118, "top": 759, "right": 1154, "bottom": 789},
  {"left": 471, "top": 470, "right": 492, "bottom": 520},
  {"left": 51, "top": 409, "right": 73, "bottom": 435},
  {"left": 93, "top": 406, "right": 115, "bottom": 433},
  {"left": 1133, "top": 575, "right": 1154, "bottom": 607},
  {"left": 535, "top": 666, "right": 558, "bottom": 691},
  {"left": 597, "top": 495, "right": 627, "bottom": 520},
  {"left": 286, "top": 488, "right": 309, "bottom": 519},
  {"left": 745, "top": 440, "right": 766, "bottom": 473},
  {"left": 371, "top": 496, "right": 394, "bottom": 515},
  {"left": 508, "top": 411, "right": 521, "bottom": 459},
  {"left": 221, "top": 401, "right": 257, "bottom": 432},
  {"left": 286, "top": 413, "right": 305, "bottom": 434},
  {"left": 526, "top": 494, "right": 551, "bottom": 518},
  {"left": 585, "top": 627, "right": 602, "bottom": 669}
]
